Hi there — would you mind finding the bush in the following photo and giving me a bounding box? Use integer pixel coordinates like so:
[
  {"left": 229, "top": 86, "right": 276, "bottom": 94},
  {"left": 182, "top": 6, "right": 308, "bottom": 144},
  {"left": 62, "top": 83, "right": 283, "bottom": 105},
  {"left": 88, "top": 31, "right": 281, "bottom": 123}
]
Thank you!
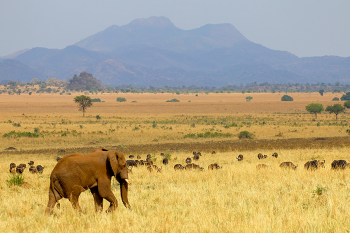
[
  {"left": 116, "top": 97, "right": 126, "bottom": 102},
  {"left": 96, "top": 115, "right": 101, "bottom": 120},
  {"left": 166, "top": 98, "right": 180, "bottom": 102},
  {"left": 184, "top": 132, "right": 232, "bottom": 138},
  {"left": 12, "top": 123, "right": 21, "bottom": 127},
  {"left": 6, "top": 174, "right": 24, "bottom": 187},
  {"left": 3, "top": 131, "right": 39, "bottom": 138},
  {"left": 91, "top": 98, "right": 101, "bottom": 102},
  {"left": 238, "top": 131, "right": 254, "bottom": 139},
  {"left": 281, "top": 95, "right": 293, "bottom": 101},
  {"left": 332, "top": 97, "right": 340, "bottom": 101},
  {"left": 341, "top": 92, "right": 350, "bottom": 101}
]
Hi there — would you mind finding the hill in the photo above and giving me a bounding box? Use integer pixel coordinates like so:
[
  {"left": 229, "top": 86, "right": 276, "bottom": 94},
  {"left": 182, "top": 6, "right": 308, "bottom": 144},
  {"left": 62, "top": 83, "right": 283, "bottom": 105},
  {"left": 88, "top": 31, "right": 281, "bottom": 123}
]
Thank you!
[
  {"left": 1, "top": 16, "right": 349, "bottom": 86},
  {"left": 0, "top": 59, "right": 46, "bottom": 84}
]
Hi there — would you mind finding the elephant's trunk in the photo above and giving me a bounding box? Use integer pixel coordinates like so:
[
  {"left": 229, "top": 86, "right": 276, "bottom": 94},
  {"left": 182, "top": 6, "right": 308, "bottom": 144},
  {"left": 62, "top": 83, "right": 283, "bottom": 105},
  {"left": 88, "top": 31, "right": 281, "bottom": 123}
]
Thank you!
[{"left": 118, "top": 178, "right": 131, "bottom": 209}]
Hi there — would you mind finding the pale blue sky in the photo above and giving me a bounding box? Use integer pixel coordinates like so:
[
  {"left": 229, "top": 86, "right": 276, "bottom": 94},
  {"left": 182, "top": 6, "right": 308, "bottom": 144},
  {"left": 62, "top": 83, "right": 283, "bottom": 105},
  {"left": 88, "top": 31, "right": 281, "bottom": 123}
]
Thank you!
[{"left": 1, "top": 0, "right": 349, "bottom": 57}]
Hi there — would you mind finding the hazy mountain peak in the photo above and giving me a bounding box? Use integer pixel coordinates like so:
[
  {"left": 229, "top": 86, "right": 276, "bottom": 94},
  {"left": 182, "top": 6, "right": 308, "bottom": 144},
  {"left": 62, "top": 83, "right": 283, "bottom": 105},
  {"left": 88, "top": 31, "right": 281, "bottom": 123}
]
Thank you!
[
  {"left": 1, "top": 49, "right": 30, "bottom": 59},
  {"left": 127, "top": 16, "right": 176, "bottom": 28}
]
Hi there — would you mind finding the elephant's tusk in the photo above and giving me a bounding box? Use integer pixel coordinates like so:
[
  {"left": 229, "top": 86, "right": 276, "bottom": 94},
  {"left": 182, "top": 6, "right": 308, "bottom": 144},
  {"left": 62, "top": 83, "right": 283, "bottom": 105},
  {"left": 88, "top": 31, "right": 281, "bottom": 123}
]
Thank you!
[{"left": 125, "top": 179, "right": 130, "bottom": 184}]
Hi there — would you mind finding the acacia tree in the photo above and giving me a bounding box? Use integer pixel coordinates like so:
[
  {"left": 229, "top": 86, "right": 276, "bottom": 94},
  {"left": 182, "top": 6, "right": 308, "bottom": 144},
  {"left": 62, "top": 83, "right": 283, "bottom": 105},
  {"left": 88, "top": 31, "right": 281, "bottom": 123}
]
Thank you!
[
  {"left": 325, "top": 104, "right": 345, "bottom": 120},
  {"left": 306, "top": 103, "right": 324, "bottom": 119},
  {"left": 74, "top": 95, "right": 92, "bottom": 116},
  {"left": 319, "top": 89, "right": 324, "bottom": 96}
]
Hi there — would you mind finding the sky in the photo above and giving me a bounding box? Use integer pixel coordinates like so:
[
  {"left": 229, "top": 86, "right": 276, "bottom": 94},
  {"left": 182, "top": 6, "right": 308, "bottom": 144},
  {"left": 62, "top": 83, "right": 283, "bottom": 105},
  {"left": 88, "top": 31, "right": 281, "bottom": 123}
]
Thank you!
[{"left": 1, "top": 0, "right": 350, "bottom": 58}]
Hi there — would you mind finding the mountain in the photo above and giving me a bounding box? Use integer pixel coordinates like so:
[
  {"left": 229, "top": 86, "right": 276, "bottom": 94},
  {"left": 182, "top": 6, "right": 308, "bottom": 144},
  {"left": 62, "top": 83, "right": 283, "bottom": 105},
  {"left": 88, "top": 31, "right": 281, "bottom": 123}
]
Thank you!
[
  {"left": 1, "top": 16, "right": 349, "bottom": 86},
  {"left": 0, "top": 59, "right": 46, "bottom": 84},
  {"left": 75, "top": 16, "right": 248, "bottom": 52}
]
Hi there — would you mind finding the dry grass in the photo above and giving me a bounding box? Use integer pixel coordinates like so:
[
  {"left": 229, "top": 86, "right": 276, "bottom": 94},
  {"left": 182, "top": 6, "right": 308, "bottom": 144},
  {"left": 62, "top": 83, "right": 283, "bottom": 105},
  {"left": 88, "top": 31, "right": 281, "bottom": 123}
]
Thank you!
[{"left": 1, "top": 93, "right": 350, "bottom": 232}]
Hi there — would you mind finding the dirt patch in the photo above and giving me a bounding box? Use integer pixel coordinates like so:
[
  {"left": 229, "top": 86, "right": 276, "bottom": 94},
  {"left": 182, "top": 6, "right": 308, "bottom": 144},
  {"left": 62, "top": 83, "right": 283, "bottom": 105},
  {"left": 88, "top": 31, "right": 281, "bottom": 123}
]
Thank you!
[{"left": 1, "top": 136, "right": 349, "bottom": 155}]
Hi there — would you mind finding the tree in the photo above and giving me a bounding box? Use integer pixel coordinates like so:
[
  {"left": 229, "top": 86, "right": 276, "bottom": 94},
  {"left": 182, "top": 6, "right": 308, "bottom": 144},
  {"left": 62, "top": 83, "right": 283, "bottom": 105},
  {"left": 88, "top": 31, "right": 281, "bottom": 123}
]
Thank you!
[
  {"left": 341, "top": 92, "right": 350, "bottom": 101},
  {"left": 281, "top": 95, "right": 293, "bottom": 101},
  {"left": 74, "top": 95, "right": 92, "bottom": 116},
  {"left": 325, "top": 104, "right": 345, "bottom": 119},
  {"left": 246, "top": 96, "right": 253, "bottom": 102},
  {"left": 344, "top": 100, "right": 350, "bottom": 109},
  {"left": 67, "top": 72, "right": 103, "bottom": 92},
  {"left": 319, "top": 89, "right": 324, "bottom": 96},
  {"left": 305, "top": 103, "right": 324, "bottom": 119},
  {"left": 116, "top": 97, "right": 127, "bottom": 102}
]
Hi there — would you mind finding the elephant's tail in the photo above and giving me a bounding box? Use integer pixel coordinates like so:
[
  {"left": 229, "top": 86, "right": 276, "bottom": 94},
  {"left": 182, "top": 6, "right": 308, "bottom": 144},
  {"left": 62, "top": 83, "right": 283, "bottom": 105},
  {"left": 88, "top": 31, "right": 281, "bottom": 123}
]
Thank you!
[{"left": 50, "top": 175, "right": 64, "bottom": 203}]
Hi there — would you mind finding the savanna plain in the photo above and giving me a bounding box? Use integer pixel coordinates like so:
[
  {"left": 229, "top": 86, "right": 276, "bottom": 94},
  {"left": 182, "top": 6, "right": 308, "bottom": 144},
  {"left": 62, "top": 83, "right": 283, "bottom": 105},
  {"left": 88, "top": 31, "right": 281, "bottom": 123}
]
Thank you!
[{"left": 1, "top": 92, "right": 350, "bottom": 232}]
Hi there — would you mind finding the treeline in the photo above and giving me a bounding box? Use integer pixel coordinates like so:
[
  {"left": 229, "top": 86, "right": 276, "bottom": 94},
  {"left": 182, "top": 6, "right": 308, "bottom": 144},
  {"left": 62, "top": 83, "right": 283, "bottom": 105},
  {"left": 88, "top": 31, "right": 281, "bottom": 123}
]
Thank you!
[{"left": 1, "top": 71, "right": 350, "bottom": 95}]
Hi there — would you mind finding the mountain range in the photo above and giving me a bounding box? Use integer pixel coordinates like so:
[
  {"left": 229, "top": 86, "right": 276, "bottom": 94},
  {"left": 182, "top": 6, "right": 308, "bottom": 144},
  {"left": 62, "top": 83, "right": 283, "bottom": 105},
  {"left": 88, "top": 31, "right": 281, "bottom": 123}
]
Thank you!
[{"left": 1, "top": 16, "right": 350, "bottom": 86}]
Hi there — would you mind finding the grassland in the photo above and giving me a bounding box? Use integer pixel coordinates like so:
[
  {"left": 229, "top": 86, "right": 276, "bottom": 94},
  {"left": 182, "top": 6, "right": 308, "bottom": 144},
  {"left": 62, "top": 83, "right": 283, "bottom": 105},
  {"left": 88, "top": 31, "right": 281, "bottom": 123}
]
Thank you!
[{"left": 1, "top": 92, "right": 350, "bottom": 232}]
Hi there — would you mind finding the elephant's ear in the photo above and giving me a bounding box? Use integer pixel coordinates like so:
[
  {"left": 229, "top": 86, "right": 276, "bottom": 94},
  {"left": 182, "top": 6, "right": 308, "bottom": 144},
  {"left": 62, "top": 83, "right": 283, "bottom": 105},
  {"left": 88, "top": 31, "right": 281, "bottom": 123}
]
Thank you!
[{"left": 107, "top": 151, "right": 119, "bottom": 176}]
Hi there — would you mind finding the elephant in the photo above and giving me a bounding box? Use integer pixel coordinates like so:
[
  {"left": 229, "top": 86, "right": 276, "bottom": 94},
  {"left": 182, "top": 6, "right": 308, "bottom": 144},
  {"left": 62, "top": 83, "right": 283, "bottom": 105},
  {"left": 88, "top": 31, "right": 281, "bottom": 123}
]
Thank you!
[{"left": 45, "top": 148, "right": 130, "bottom": 215}]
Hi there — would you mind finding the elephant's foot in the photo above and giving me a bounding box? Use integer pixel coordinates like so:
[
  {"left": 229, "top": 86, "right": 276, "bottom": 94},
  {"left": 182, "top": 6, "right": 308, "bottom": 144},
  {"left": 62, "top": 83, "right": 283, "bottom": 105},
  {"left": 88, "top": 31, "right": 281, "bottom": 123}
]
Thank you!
[{"left": 105, "top": 203, "right": 117, "bottom": 213}]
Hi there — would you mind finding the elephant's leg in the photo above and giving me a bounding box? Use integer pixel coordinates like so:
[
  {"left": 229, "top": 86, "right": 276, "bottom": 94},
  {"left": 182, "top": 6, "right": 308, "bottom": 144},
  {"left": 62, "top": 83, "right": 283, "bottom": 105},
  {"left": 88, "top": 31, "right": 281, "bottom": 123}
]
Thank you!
[
  {"left": 98, "top": 181, "right": 117, "bottom": 213},
  {"left": 69, "top": 185, "right": 84, "bottom": 212},
  {"left": 90, "top": 187, "right": 103, "bottom": 212},
  {"left": 45, "top": 188, "right": 62, "bottom": 215}
]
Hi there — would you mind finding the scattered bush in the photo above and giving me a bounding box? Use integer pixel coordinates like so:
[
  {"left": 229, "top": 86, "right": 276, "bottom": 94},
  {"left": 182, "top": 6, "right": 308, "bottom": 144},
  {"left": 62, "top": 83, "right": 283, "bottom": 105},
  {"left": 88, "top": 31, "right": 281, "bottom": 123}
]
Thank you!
[
  {"left": 281, "top": 95, "right": 293, "bottom": 101},
  {"left": 12, "top": 123, "right": 21, "bottom": 127},
  {"left": 184, "top": 132, "right": 232, "bottom": 138},
  {"left": 166, "top": 98, "right": 180, "bottom": 102},
  {"left": 246, "top": 96, "right": 253, "bottom": 102},
  {"left": 332, "top": 97, "right": 339, "bottom": 101},
  {"left": 116, "top": 97, "right": 127, "bottom": 102},
  {"left": 3, "top": 131, "right": 39, "bottom": 138},
  {"left": 238, "top": 131, "right": 254, "bottom": 139},
  {"left": 6, "top": 174, "right": 24, "bottom": 187},
  {"left": 96, "top": 115, "right": 101, "bottom": 120},
  {"left": 91, "top": 98, "right": 101, "bottom": 102}
]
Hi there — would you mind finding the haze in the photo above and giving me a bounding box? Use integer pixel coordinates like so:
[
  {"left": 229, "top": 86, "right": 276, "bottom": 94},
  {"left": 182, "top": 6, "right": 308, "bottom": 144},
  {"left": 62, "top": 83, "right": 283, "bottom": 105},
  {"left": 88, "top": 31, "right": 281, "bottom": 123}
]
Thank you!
[{"left": 1, "top": 0, "right": 350, "bottom": 58}]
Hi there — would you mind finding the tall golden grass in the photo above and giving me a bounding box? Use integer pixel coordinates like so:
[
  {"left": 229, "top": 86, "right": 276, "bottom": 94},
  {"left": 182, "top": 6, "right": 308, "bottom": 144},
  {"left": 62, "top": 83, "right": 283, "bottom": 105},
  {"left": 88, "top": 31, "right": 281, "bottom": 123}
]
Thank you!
[{"left": 0, "top": 93, "right": 350, "bottom": 232}]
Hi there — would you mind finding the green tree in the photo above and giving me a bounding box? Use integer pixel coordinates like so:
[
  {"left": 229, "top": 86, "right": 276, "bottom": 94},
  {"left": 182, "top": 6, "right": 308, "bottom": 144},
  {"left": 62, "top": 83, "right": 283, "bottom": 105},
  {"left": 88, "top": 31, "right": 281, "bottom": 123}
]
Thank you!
[
  {"left": 305, "top": 103, "right": 324, "bottom": 119},
  {"left": 341, "top": 92, "right": 350, "bottom": 101},
  {"left": 325, "top": 104, "right": 345, "bottom": 120},
  {"left": 74, "top": 95, "right": 92, "bottom": 116},
  {"left": 319, "top": 89, "right": 324, "bottom": 96},
  {"left": 281, "top": 95, "right": 293, "bottom": 101},
  {"left": 116, "top": 97, "right": 127, "bottom": 102},
  {"left": 344, "top": 100, "right": 350, "bottom": 109},
  {"left": 246, "top": 96, "right": 253, "bottom": 102}
]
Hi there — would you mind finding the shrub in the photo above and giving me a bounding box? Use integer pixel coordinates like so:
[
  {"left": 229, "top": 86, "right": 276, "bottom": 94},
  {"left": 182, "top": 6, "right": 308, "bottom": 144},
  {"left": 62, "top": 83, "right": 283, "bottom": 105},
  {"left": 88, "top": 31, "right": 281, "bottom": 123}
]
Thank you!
[
  {"left": 341, "top": 92, "right": 350, "bottom": 101},
  {"left": 12, "top": 123, "right": 21, "bottom": 127},
  {"left": 152, "top": 122, "right": 157, "bottom": 128},
  {"left": 246, "top": 96, "right": 253, "bottom": 102},
  {"left": 281, "top": 95, "right": 293, "bottom": 101},
  {"left": 3, "top": 131, "right": 39, "bottom": 138},
  {"left": 165, "top": 153, "right": 172, "bottom": 160},
  {"left": 238, "top": 131, "right": 254, "bottom": 139},
  {"left": 332, "top": 97, "right": 339, "bottom": 101},
  {"left": 6, "top": 174, "right": 24, "bottom": 187},
  {"left": 116, "top": 97, "right": 127, "bottom": 102},
  {"left": 166, "top": 98, "right": 180, "bottom": 102},
  {"left": 91, "top": 98, "right": 101, "bottom": 102},
  {"left": 96, "top": 115, "right": 101, "bottom": 120},
  {"left": 184, "top": 132, "right": 232, "bottom": 138}
]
